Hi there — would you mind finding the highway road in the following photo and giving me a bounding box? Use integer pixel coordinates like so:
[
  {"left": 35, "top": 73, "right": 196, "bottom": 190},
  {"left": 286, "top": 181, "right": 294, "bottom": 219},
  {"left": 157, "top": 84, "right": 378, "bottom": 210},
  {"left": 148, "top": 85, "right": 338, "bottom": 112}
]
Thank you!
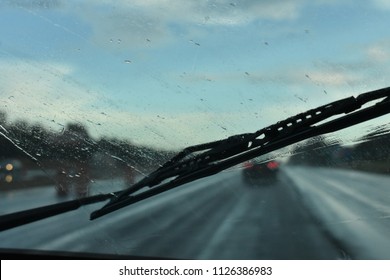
[{"left": 0, "top": 166, "right": 389, "bottom": 259}]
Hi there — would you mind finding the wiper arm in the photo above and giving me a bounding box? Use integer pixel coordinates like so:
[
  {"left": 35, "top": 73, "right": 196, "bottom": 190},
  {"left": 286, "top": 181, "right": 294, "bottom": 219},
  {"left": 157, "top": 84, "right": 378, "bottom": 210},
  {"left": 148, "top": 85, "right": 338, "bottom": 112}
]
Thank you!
[
  {"left": 91, "top": 87, "right": 390, "bottom": 220},
  {"left": 0, "top": 87, "right": 389, "bottom": 231}
]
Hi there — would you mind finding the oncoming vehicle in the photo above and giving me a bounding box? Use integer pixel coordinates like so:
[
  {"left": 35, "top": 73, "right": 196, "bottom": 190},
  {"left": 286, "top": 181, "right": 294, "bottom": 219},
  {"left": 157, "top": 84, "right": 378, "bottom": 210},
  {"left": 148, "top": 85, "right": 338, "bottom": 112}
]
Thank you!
[
  {"left": 0, "top": 1, "right": 390, "bottom": 260},
  {"left": 0, "top": 159, "right": 23, "bottom": 184}
]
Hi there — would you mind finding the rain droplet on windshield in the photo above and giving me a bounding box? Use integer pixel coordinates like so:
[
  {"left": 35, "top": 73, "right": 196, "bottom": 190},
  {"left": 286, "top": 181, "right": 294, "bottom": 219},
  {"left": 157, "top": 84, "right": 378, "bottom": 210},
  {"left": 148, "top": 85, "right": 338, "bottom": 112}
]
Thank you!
[{"left": 189, "top": 40, "right": 200, "bottom": 46}]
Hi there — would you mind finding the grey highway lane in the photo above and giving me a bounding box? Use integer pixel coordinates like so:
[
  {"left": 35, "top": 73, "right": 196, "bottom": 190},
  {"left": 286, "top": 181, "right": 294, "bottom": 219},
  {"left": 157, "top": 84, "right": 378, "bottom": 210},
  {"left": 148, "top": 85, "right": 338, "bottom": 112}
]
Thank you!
[{"left": 0, "top": 166, "right": 389, "bottom": 259}]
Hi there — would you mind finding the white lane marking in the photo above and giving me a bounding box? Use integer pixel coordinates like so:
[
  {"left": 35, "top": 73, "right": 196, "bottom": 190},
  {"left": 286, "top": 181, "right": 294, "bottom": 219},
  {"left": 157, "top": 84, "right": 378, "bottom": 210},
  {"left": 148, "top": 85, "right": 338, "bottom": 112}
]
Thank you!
[{"left": 198, "top": 190, "right": 252, "bottom": 259}]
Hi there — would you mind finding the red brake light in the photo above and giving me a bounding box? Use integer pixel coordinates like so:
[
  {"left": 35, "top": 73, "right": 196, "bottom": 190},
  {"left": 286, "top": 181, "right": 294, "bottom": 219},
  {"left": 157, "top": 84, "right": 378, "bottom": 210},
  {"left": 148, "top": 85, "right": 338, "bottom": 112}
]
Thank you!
[{"left": 266, "top": 161, "right": 279, "bottom": 170}]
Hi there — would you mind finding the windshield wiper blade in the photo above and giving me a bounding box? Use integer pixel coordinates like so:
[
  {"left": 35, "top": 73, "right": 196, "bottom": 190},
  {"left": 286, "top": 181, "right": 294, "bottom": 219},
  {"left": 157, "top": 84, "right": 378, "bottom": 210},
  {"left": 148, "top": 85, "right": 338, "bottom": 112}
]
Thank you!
[
  {"left": 90, "top": 86, "right": 390, "bottom": 220},
  {"left": 0, "top": 193, "right": 115, "bottom": 231}
]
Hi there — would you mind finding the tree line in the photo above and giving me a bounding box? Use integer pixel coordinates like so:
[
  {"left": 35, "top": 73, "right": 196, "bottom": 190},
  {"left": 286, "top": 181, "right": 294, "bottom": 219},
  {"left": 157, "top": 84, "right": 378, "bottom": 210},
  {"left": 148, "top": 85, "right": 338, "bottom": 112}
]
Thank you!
[
  {"left": 0, "top": 110, "right": 175, "bottom": 178},
  {"left": 288, "top": 131, "right": 390, "bottom": 174}
]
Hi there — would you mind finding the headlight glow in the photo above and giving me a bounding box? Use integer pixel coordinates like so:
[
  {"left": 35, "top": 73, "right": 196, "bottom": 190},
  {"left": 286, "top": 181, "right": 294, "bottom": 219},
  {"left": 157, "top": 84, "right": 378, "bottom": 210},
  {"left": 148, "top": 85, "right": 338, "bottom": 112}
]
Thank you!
[{"left": 5, "top": 163, "right": 14, "bottom": 171}]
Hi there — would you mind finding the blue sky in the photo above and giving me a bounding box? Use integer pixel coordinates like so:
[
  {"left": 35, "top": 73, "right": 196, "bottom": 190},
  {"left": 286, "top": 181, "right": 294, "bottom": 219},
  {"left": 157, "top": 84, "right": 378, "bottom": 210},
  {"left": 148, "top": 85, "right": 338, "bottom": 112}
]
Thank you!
[{"left": 1, "top": 0, "right": 390, "bottom": 149}]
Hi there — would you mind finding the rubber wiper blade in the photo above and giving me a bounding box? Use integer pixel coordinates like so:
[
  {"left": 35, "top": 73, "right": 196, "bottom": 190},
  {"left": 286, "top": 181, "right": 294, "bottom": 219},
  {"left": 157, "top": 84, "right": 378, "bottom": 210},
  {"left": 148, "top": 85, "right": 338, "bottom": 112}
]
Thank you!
[
  {"left": 91, "top": 87, "right": 390, "bottom": 220},
  {"left": 0, "top": 192, "right": 116, "bottom": 231}
]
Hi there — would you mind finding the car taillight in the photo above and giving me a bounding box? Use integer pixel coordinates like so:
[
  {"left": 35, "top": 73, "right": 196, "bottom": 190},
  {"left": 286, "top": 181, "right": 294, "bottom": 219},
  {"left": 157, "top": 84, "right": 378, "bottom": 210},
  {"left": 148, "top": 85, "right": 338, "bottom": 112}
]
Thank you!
[{"left": 266, "top": 161, "right": 279, "bottom": 170}]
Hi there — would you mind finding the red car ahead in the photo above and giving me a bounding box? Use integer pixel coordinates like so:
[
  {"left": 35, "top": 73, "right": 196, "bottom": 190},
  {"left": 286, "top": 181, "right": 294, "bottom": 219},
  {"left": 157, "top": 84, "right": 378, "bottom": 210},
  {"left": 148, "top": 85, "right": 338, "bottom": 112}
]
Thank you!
[{"left": 242, "top": 159, "right": 280, "bottom": 183}]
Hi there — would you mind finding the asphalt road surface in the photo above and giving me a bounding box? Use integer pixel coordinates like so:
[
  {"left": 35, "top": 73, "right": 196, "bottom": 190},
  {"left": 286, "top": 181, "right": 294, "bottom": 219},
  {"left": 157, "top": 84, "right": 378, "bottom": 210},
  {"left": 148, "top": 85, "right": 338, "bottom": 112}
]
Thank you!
[{"left": 1, "top": 166, "right": 389, "bottom": 259}]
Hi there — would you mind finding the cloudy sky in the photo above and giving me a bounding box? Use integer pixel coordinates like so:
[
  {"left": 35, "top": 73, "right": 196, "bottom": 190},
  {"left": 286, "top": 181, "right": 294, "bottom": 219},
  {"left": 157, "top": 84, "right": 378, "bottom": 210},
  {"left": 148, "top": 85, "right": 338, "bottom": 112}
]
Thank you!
[{"left": 1, "top": 0, "right": 389, "bottom": 149}]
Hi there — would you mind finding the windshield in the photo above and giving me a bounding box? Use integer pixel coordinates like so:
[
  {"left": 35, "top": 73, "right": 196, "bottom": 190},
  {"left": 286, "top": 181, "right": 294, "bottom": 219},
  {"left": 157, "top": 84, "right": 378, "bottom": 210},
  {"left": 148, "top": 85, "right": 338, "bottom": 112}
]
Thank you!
[{"left": 1, "top": 0, "right": 389, "bottom": 260}]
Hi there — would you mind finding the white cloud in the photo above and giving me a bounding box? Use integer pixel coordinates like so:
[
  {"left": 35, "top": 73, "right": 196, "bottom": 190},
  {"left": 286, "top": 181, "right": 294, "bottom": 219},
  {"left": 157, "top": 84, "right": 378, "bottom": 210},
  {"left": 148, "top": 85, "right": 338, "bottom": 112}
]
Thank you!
[
  {"left": 304, "top": 71, "right": 356, "bottom": 86},
  {"left": 92, "top": 110, "right": 244, "bottom": 149},
  {"left": 367, "top": 45, "right": 390, "bottom": 62},
  {"left": 372, "top": 0, "right": 390, "bottom": 10},
  {"left": 7, "top": 0, "right": 358, "bottom": 51},
  {"left": 181, "top": 67, "right": 358, "bottom": 88},
  {"left": 98, "top": 0, "right": 303, "bottom": 24},
  {"left": 0, "top": 58, "right": 98, "bottom": 127},
  {"left": 65, "top": 0, "right": 305, "bottom": 50}
]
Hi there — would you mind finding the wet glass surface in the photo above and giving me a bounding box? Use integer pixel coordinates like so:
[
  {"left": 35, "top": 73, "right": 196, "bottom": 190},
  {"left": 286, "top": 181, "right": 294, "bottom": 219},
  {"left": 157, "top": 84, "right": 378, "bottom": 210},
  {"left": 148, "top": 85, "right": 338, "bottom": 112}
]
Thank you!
[{"left": 1, "top": 0, "right": 390, "bottom": 259}]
